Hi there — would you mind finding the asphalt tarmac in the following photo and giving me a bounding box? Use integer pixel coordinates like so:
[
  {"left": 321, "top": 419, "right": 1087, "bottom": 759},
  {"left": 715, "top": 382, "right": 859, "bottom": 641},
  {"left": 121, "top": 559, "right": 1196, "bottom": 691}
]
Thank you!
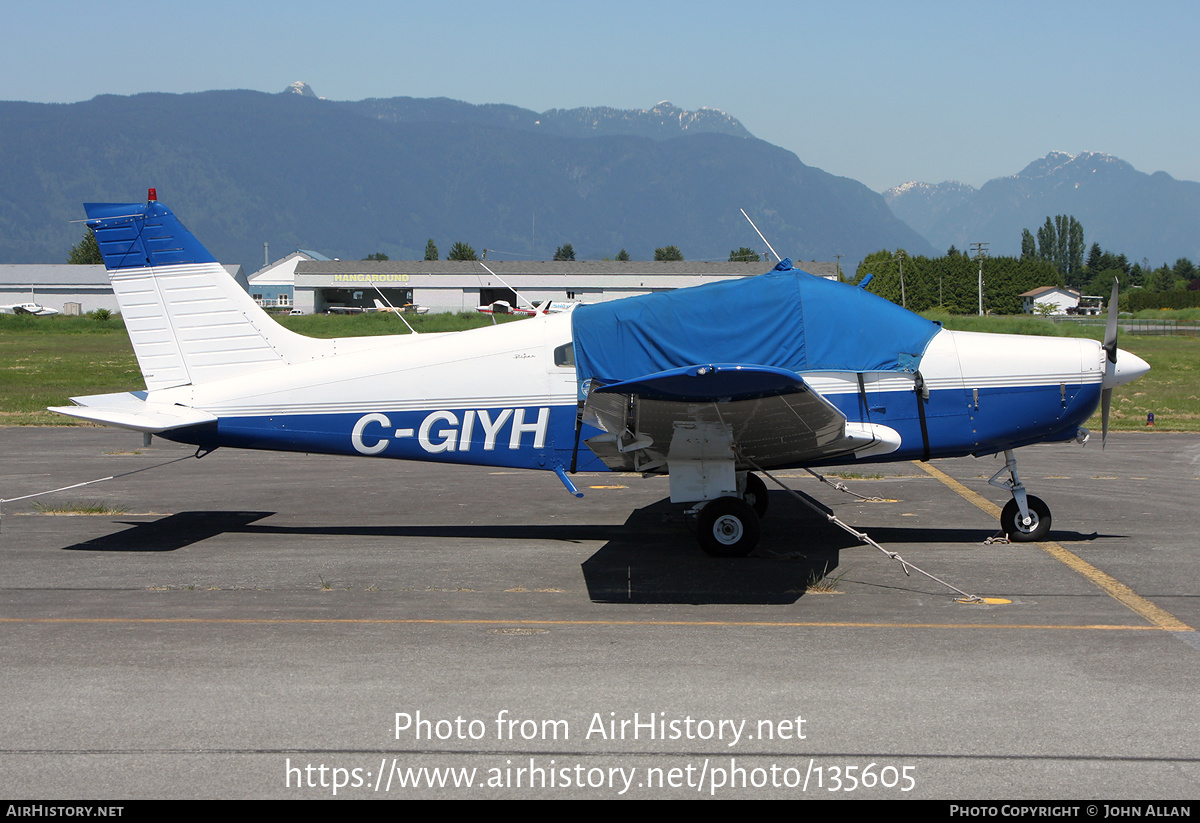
[{"left": 2, "top": 427, "right": 1197, "bottom": 799}]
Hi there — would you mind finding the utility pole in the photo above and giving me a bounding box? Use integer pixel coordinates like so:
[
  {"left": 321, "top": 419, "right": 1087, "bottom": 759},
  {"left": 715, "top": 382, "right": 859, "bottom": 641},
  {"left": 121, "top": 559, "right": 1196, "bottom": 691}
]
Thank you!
[
  {"left": 894, "top": 250, "right": 906, "bottom": 308},
  {"left": 971, "top": 242, "right": 989, "bottom": 315},
  {"left": 834, "top": 253, "right": 843, "bottom": 282}
]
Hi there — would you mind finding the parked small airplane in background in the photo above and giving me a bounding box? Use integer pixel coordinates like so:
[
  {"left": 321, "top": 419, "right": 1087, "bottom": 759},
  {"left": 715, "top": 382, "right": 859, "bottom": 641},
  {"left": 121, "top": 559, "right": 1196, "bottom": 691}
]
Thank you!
[
  {"left": 54, "top": 192, "right": 1149, "bottom": 556},
  {"left": 1, "top": 300, "right": 59, "bottom": 316},
  {"left": 373, "top": 298, "right": 428, "bottom": 315},
  {"left": 476, "top": 298, "right": 518, "bottom": 316},
  {"left": 475, "top": 263, "right": 578, "bottom": 319},
  {"left": 476, "top": 299, "right": 573, "bottom": 318}
]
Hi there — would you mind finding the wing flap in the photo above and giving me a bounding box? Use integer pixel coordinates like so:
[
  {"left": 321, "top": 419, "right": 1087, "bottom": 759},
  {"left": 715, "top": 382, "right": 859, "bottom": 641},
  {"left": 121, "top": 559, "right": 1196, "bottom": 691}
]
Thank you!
[{"left": 48, "top": 392, "right": 217, "bottom": 433}]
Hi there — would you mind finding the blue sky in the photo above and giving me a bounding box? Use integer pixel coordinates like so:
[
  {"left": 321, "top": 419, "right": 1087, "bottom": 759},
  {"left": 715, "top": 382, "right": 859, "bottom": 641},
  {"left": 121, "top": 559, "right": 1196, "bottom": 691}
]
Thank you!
[{"left": 5, "top": 0, "right": 1196, "bottom": 192}]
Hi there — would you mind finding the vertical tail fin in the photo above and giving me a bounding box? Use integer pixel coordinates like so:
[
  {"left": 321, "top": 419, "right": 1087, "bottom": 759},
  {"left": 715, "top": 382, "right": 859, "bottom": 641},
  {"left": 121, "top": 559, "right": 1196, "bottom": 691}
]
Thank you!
[{"left": 84, "top": 192, "right": 324, "bottom": 390}]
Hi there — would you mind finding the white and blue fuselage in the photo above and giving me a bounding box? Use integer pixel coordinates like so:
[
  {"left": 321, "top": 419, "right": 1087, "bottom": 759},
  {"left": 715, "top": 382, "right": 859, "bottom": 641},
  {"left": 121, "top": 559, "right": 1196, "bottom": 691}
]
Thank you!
[
  {"left": 56, "top": 196, "right": 1147, "bottom": 535},
  {"left": 130, "top": 311, "right": 1106, "bottom": 471}
]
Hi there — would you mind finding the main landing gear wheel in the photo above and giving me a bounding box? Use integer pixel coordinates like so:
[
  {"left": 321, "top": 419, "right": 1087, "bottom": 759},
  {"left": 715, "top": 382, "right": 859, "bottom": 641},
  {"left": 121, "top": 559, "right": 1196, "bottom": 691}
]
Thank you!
[
  {"left": 743, "top": 472, "right": 769, "bottom": 518},
  {"left": 1000, "top": 495, "right": 1052, "bottom": 542},
  {"left": 697, "top": 497, "right": 761, "bottom": 557}
]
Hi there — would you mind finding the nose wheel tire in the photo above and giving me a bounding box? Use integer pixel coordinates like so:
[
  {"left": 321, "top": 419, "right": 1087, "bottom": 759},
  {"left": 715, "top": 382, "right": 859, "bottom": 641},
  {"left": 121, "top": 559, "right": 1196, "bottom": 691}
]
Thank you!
[
  {"left": 697, "top": 497, "right": 760, "bottom": 557},
  {"left": 1000, "top": 495, "right": 1052, "bottom": 542},
  {"left": 744, "top": 472, "right": 769, "bottom": 518}
]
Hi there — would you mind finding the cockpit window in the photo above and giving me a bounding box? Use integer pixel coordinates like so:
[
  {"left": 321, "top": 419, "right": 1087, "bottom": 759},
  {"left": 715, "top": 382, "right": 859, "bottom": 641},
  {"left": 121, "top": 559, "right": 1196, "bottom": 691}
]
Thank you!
[{"left": 553, "top": 343, "right": 575, "bottom": 367}]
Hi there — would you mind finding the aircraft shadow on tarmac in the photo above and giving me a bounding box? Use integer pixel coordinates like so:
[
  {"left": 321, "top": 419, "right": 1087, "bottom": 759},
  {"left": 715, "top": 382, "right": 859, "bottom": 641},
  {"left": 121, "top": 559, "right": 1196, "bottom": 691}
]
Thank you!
[
  {"left": 577, "top": 495, "right": 1101, "bottom": 605},
  {"left": 58, "top": 493, "right": 1107, "bottom": 605}
]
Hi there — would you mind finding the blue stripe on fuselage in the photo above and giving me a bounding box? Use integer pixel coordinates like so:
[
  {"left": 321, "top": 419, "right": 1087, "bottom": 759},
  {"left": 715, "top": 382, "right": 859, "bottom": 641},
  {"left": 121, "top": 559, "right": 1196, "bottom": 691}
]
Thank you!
[
  {"left": 154, "top": 382, "right": 1100, "bottom": 473},
  {"left": 156, "top": 404, "right": 610, "bottom": 472},
  {"left": 818, "top": 381, "right": 1101, "bottom": 465}
]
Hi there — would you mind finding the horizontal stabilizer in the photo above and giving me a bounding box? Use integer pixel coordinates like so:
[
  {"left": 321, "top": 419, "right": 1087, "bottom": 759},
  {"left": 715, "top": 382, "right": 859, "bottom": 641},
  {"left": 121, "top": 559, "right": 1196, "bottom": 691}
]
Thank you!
[
  {"left": 593, "top": 364, "right": 806, "bottom": 403},
  {"left": 48, "top": 392, "right": 217, "bottom": 434}
]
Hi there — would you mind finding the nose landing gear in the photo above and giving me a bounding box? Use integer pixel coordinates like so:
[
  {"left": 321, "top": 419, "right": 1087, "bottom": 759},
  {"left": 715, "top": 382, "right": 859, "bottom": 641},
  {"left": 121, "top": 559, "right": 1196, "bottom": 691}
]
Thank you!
[{"left": 990, "top": 450, "right": 1052, "bottom": 542}]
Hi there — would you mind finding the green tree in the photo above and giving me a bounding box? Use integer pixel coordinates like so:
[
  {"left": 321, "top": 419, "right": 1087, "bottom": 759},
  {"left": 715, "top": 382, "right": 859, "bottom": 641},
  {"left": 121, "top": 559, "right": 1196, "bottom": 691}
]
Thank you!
[
  {"left": 729, "top": 247, "right": 760, "bottom": 263},
  {"left": 1143, "top": 265, "right": 1174, "bottom": 292},
  {"left": 654, "top": 245, "right": 683, "bottom": 261},
  {"left": 1080, "top": 243, "right": 1132, "bottom": 289},
  {"left": 363, "top": 252, "right": 389, "bottom": 261},
  {"left": 1066, "top": 216, "right": 1084, "bottom": 276},
  {"left": 553, "top": 243, "right": 576, "bottom": 261},
  {"left": 68, "top": 230, "right": 102, "bottom": 264},
  {"left": 447, "top": 242, "right": 478, "bottom": 261},
  {"left": 424, "top": 239, "right": 439, "bottom": 261},
  {"left": 1085, "top": 268, "right": 1125, "bottom": 298},
  {"left": 615, "top": 249, "right": 630, "bottom": 261},
  {"left": 1036, "top": 217, "right": 1055, "bottom": 263},
  {"left": 1030, "top": 215, "right": 1083, "bottom": 278},
  {"left": 1020, "top": 230, "right": 1036, "bottom": 260}
]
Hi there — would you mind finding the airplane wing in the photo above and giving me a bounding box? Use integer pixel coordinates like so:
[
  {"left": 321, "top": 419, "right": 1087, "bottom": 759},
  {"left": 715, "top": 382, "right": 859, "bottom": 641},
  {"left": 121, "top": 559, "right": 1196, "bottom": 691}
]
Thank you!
[
  {"left": 48, "top": 392, "right": 217, "bottom": 434},
  {"left": 582, "top": 364, "right": 900, "bottom": 475},
  {"left": 570, "top": 269, "right": 935, "bottom": 477}
]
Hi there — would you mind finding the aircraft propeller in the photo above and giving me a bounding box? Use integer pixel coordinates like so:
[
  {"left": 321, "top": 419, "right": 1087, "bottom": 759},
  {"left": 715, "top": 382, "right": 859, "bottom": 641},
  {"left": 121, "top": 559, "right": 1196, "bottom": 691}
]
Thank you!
[{"left": 1101, "top": 278, "right": 1119, "bottom": 446}]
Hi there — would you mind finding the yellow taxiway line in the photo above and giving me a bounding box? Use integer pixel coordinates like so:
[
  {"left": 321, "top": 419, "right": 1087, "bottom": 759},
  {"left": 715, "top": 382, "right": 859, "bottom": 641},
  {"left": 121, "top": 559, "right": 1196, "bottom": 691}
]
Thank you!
[{"left": 916, "top": 461, "right": 1192, "bottom": 632}]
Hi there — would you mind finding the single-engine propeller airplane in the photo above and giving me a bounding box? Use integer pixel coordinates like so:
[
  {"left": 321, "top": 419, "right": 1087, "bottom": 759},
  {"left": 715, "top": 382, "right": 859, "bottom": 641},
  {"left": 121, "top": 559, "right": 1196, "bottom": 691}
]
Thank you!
[
  {"left": 1, "top": 299, "right": 59, "bottom": 316},
  {"left": 53, "top": 191, "right": 1149, "bottom": 557}
]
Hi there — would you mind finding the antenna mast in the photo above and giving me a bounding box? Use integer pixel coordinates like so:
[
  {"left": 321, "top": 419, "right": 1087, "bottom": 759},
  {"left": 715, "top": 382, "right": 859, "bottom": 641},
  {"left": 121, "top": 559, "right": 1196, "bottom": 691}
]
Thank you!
[
  {"left": 368, "top": 282, "right": 418, "bottom": 335},
  {"left": 739, "top": 209, "right": 781, "bottom": 263},
  {"left": 479, "top": 262, "right": 539, "bottom": 311}
]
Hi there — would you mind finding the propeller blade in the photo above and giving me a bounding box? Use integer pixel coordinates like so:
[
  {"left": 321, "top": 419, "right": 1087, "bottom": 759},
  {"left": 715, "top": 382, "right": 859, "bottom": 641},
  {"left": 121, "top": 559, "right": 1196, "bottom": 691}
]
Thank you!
[
  {"left": 1102, "top": 278, "right": 1119, "bottom": 448},
  {"left": 1103, "top": 277, "right": 1119, "bottom": 366}
]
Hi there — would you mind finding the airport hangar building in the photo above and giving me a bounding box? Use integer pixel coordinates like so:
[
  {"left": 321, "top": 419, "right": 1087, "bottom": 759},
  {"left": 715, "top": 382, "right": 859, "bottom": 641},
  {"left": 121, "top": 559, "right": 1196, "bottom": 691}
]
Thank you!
[
  {"left": 292, "top": 259, "right": 842, "bottom": 314},
  {"left": 0, "top": 264, "right": 247, "bottom": 314}
]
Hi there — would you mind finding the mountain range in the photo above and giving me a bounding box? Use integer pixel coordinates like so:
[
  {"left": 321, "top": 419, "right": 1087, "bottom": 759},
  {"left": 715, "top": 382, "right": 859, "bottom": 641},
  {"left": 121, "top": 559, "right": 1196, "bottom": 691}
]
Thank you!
[
  {"left": 0, "top": 84, "right": 931, "bottom": 269},
  {"left": 885, "top": 152, "right": 1200, "bottom": 265},
  {"left": 3, "top": 84, "right": 1193, "bottom": 272}
]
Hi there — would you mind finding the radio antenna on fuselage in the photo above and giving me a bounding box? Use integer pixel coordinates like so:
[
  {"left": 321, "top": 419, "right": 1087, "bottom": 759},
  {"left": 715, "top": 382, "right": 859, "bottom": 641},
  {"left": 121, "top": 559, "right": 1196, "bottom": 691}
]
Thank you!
[{"left": 740, "top": 208, "right": 782, "bottom": 263}]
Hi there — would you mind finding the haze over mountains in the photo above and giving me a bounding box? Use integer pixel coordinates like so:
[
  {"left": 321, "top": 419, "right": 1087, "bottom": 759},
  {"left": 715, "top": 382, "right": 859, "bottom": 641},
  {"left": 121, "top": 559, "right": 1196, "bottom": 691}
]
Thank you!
[
  {"left": 0, "top": 84, "right": 930, "bottom": 270},
  {"left": 885, "top": 152, "right": 1200, "bottom": 264}
]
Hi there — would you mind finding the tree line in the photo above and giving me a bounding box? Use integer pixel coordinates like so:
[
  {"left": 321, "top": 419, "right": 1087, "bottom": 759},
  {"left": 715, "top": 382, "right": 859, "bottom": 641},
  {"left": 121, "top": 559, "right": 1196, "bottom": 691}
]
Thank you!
[
  {"left": 1023, "top": 214, "right": 1199, "bottom": 298},
  {"left": 855, "top": 249, "right": 1060, "bottom": 315},
  {"left": 858, "top": 214, "right": 1200, "bottom": 315}
]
